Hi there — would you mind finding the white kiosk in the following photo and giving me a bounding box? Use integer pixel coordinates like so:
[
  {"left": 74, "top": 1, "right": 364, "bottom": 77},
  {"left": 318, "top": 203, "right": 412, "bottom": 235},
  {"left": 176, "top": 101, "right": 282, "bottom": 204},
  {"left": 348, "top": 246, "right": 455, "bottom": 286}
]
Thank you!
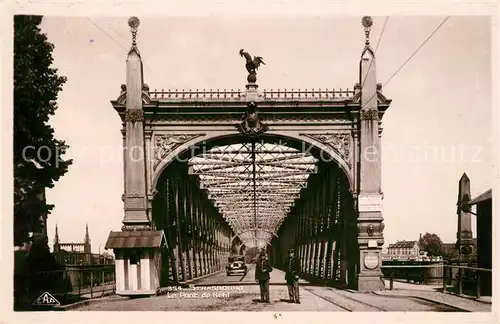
[{"left": 105, "top": 230, "right": 166, "bottom": 296}]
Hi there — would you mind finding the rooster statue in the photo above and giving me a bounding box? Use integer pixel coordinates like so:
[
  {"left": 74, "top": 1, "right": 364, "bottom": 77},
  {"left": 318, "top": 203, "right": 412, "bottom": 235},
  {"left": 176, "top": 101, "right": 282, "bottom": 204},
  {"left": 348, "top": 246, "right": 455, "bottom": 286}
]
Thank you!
[{"left": 239, "top": 49, "right": 265, "bottom": 75}]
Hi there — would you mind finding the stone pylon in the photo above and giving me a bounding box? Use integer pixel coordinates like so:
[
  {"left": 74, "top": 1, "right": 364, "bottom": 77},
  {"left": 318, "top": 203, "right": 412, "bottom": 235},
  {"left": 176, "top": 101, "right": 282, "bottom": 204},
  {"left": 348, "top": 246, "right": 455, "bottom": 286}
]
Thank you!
[
  {"left": 457, "top": 173, "right": 473, "bottom": 260},
  {"left": 356, "top": 16, "right": 385, "bottom": 292},
  {"left": 121, "top": 17, "right": 150, "bottom": 231}
]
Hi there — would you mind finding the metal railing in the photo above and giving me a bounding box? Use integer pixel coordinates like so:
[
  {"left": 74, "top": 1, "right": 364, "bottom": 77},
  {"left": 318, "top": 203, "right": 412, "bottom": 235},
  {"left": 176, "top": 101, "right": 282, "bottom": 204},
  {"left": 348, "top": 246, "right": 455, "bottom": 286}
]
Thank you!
[
  {"left": 382, "top": 263, "right": 444, "bottom": 287},
  {"left": 262, "top": 88, "right": 355, "bottom": 99},
  {"left": 14, "top": 265, "right": 116, "bottom": 309},
  {"left": 149, "top": 88, "right": 356, "bottom": 100},
  {"left": 150, "top": 89, "right": 242, "bottom": 100},
  {"left": 381, "top": 263, "right": 492, "bottom": 299},
  {"left": 442, "top": 264, "right": 492, "bottom": 299}
]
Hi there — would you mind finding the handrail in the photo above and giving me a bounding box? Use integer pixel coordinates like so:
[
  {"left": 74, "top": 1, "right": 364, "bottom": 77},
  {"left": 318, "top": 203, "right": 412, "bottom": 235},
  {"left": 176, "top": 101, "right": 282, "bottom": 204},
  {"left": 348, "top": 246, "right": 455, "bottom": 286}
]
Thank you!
[
  {"left": 444, "top": 265, "right": 492, "bottom": 272},
  {"left": 381, "top": 264, "right": 492, "bottom": 272},
  {"left": 24, "top": 265, "right": 115, "bottom": 275},
  {"left": 380, "top": 262, "right": 491, "bottom": 299},
  {"left": 381, "top": 264, "right": 444, "bottom": 268}
]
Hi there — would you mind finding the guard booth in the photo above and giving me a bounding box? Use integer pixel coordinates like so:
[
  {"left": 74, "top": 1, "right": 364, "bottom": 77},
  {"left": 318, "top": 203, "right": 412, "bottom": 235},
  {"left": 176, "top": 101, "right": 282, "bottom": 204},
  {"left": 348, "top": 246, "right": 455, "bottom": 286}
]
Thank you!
[{"left": 105, "top": 230, "right": 167, "bottom": 296}]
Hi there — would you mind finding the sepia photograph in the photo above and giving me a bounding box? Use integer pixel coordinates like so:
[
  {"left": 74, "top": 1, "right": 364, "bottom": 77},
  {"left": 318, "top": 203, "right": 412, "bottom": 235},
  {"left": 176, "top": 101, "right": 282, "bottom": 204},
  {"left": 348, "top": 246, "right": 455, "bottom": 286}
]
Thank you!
[{"left": 6, "top": 9, "right": 497, "bottom": 319}]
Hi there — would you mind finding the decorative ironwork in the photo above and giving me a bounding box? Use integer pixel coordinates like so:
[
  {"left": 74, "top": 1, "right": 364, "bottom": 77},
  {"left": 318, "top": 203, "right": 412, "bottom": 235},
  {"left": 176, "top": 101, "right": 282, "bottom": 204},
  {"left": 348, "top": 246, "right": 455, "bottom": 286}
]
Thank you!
[
  {"left": 263, "top": 88, "right": 355, "bottom": 99},
  {"left": 150, "top": 113, "right": 346, "bottom": 124},
  {"left": 125, "top": 109, "right": 144, "bottom": 123},
  {"left": 300, "top": 133, "right": 351, "bottom": 166},
  {"left": 153, "top": 134, "right": 205, "bottom": 170},
  {"left": 128, "top": 16, "right": 140, "bottom": 46},
  {"left": 362, "top": 16, "right": 373, "bottom": 45},
  {"left": 189, "top": 141, "right": 318, "bottom": 247},
  {"left": 236, "top": 102, "right": 268, "bottom": 137},
  {"left": 150, "top": 89, "right": 242, "bottom": 100},
  {"left": 148, "top": 88, "right": 355, "bottom": 100}
]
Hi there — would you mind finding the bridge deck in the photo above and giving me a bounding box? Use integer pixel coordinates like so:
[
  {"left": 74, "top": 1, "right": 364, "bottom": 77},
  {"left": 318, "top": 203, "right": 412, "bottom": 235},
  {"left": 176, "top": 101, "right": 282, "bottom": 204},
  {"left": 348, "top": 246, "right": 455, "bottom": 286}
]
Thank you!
[{"left": 75, "top": 265, "right": 489, "bottom": 312}]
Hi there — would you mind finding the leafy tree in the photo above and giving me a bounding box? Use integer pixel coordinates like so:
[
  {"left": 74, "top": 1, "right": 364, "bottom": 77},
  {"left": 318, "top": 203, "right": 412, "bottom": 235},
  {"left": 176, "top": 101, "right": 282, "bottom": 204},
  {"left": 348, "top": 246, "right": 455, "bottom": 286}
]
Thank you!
[
  {"left": 14, "top": 15, "right": 72, "bottom": 246},
  {"left": 418, "top": 232, "right": 444, "bottom": 256}
]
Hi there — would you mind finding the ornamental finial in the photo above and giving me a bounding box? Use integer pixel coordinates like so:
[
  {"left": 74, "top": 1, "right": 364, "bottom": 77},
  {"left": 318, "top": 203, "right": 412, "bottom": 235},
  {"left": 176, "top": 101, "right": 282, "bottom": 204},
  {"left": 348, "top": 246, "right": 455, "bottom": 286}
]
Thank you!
[
  {"left": 361, "top": 16, "right": 373, "bottom": 45},
  {"left": 128, "top": 16, "right": 140, "bottom": 47},
  {"left": 239, "top": 49, "right": 265, "bottom": 85}
]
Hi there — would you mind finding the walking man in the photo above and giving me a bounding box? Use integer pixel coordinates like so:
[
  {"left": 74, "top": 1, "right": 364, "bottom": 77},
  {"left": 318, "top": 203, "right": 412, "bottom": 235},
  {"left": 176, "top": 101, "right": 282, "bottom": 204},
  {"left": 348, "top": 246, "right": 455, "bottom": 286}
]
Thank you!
[
  {"left": 255, "top": 250, "right": 273, "bottom": 303},
  {"left": 285, "top": 248, "right": 300, "bottom": 303}
]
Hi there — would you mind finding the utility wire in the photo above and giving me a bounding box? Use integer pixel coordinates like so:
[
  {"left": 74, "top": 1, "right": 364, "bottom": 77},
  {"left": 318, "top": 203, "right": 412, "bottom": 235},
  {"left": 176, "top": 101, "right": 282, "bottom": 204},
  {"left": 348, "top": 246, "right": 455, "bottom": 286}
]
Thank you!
[
  {"left": 106, "top": 22, "right": 131, "bottom": 44},
  {"left": 86, "top": 17, "right": 157, "bottom": 78},
  {"left": 86, "top": 17, "right": 128, "bottom": 52},
  {"left": 373, "top": 17, "right": 389, "bottom": 54},
  {"left": 361, "top": 16, "right": 450, "bottom": 110},
  {"left": 383, "top": 16, "right": 450, "bottom": 87}
]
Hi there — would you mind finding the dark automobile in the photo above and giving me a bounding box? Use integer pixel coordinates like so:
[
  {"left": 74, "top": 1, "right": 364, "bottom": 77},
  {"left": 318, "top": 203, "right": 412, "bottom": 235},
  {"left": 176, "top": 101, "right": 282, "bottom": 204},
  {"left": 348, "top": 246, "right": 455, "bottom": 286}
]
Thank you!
[{"left": 226, "top": 256, "right": 247, "bottom": 276}]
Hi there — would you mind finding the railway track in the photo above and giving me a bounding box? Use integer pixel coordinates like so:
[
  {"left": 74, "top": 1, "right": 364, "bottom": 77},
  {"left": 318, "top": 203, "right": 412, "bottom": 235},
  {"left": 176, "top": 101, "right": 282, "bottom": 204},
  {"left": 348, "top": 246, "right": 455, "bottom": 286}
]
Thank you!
[
  {"left": 302, "top": 287, "right": 387, "bottom": 312},
  {"left": 303, "top": 286, "right": 464, "bottom": 312}
]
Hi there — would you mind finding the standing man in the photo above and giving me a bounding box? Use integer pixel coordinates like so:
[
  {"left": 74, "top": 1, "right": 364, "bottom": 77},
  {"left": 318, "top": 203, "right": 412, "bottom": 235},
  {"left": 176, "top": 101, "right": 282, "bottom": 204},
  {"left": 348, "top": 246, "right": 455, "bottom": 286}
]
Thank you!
[
  {"left": 285, "top": 248, "right": 301, "bottom": 303},
  {"left": 255, "top": 250, "right": 273, "bottom": 303}
]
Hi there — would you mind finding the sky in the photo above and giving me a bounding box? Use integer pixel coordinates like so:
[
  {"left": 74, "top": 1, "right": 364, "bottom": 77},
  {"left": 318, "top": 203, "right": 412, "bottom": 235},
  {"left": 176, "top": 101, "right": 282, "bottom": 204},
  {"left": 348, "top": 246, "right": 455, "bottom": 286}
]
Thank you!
[{"left": 37, "top": 16, "right": 492, "bottom": 254}]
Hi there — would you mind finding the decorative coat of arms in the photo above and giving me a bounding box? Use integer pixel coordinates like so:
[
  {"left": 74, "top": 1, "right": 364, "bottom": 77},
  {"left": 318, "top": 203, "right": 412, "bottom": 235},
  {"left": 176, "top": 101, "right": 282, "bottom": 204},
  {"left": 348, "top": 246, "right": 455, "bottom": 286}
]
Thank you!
[{"left": 236, "top": 102, "right": 268, "bottom": 137}]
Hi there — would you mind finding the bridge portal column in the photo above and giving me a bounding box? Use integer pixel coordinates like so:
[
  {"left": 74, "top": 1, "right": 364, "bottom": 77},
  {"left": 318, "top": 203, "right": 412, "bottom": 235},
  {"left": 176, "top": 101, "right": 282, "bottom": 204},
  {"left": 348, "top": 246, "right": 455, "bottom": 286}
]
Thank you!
[
  {"left": 356, "top": 16, "right": 385, "bottom": 292},
  {"left": 106, "top": 17, "right": 164, "bottom": 297},
  {"left": 122, "top": 43, "right": 149, "bottom": 230}
]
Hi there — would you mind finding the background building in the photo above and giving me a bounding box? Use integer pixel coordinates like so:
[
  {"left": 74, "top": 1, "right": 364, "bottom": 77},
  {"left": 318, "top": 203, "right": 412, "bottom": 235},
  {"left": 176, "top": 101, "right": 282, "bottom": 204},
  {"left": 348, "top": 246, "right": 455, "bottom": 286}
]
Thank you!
[
  {"left": 386, "top": 240, "right": 420, "bottom": 260},
  {"left": 53, "top": 224, "right": 114, "bottom": 265}
]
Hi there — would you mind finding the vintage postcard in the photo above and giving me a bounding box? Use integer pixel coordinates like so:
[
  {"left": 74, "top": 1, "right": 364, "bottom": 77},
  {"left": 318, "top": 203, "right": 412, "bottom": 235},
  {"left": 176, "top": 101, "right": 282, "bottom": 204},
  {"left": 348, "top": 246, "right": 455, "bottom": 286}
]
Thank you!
[{"left": 2, "top": 2, "right": 499, "bottom": 324}]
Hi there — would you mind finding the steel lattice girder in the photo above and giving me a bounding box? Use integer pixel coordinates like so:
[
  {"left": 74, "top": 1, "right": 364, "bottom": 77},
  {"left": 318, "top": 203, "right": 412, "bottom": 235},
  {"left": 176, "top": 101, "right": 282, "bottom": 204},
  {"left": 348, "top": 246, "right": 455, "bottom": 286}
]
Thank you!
[{"left": 188, "top": 142, "right": 317, "bottom": 246}]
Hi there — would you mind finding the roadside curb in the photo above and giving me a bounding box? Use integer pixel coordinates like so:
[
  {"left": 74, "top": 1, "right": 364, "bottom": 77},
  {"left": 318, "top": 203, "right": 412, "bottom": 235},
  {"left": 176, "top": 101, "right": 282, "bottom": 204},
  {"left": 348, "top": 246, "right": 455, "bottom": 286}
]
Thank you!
[
  {"left": 373, "top": 291, "right": 471, "bottom": 312},
  {"left": 56, "top": 295, "right": 129, "bottom": 311},
  {"left": 441, "top": 290, "right": 492, "bottom": 305}
]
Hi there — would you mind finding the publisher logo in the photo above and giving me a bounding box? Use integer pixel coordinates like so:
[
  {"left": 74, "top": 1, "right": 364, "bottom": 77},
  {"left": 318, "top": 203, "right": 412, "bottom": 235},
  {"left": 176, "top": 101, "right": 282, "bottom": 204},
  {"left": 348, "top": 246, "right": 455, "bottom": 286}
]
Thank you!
[{"left": 33, "top": 292, "right": 60, "bottom": 306}]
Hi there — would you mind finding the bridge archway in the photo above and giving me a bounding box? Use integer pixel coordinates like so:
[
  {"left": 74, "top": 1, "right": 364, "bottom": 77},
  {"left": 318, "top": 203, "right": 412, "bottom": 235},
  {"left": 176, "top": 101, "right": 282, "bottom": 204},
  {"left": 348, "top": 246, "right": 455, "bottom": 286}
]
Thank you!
[
  {"left": 151, "top": 133, "right": 356, "bottom": 286},
  {"left": 151, "top": 132, "right": 354, "bottom": 192},
  {"left": 106, "top": 16, "right": 391, "bottom": 295}
]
